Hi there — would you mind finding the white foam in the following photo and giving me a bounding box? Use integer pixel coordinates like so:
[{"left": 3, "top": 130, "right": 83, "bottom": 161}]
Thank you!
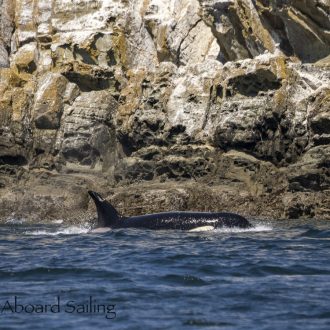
[
  {"left": 24, "top": 223, "right": 272, "bottom": 236},
  {"left": 52, "top": 219, "right": 64, "bottom": 224},
  {"left": 26, "top": 225, "right": 91, "bottom": 236},
  {"left": 5, "top": 217, "right": 26, "bottom": 225}
]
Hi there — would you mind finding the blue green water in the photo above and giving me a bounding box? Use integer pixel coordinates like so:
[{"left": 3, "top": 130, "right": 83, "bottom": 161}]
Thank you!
[{"left": 0, "top": 219, "right": 330, "bottom": 329}]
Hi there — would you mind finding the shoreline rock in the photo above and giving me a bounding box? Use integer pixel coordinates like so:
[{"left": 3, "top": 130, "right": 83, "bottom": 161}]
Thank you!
[{"left": 0, "top": 0, "right": 329, "bottom": 222}]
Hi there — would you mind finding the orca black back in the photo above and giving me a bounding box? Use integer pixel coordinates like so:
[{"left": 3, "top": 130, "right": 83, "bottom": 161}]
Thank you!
[{"left": 88, "top": 191, "right": 252, "bottom": 230}]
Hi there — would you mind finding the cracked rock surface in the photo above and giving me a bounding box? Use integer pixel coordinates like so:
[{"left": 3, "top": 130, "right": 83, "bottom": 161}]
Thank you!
[{"left": 0, "top": 0, "right": 329, "bottom": 222}]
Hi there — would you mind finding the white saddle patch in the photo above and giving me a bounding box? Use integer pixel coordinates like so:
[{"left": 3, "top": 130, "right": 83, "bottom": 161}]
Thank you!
[
  {"left": 189, "top": 226, "right": 215, "bottom": 232},
  {"left": 90, "top": 227, "right": 112, "bottom": 233}
]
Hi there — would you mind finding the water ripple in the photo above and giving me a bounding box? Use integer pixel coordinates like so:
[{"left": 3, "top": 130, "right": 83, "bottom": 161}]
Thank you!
[{"left": 0, "top": 219, "right": 329, "bottom": 330}]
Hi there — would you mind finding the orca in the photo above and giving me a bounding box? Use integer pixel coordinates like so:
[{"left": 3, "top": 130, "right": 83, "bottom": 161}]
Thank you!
[{"left": 88, "top": 191, "right": 252, "bottom": 231}]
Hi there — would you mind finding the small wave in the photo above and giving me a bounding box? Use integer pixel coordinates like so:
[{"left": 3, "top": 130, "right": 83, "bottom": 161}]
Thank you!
[
  {"left": 0, "top": 267, "right": 121, "bottom": 278},
  {"left": 297, "top": 227, "right": 330, "bottom": 239},
  {"left": 26, "top": 225, "right": 91, "bottom": 236},
  {"left": 161, "top": 274, "right": 208, "bottom": 286},
  {"left": 183, "top": 319, "right": 234, "bottom": 327},
  {"left": 214, "top": 224, "right": 272, "bottom": 233}
]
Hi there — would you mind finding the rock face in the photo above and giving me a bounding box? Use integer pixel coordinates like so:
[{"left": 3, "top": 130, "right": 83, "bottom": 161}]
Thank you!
[{"left": 0, "top": 0, "right": 329, "bottom": 222}]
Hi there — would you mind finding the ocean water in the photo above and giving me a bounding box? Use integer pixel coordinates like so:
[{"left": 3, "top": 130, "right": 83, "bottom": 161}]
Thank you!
[{"left": 0, "top": 219, "right": 330, "bottom": 330}]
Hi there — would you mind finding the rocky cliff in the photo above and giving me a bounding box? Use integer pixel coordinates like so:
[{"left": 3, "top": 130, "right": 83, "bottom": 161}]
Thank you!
[{"left": 0, "top": 0, "right": 329, "bottom": 222}]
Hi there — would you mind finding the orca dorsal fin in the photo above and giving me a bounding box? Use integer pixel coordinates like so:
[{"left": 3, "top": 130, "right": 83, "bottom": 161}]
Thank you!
[{"left": 88, "top": 191, "right": 120, "bottom": 227}]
